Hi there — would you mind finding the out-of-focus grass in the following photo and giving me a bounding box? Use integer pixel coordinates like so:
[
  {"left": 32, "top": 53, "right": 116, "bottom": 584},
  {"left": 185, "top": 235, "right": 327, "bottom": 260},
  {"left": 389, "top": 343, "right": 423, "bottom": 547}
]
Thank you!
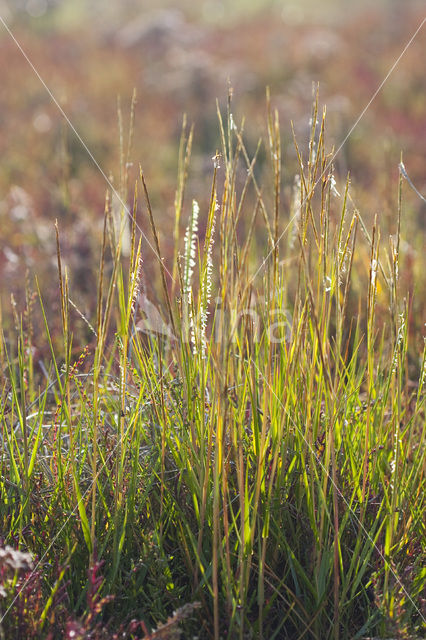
[{"left": 0, "top": 2, "right": 425, "bottom": 339}]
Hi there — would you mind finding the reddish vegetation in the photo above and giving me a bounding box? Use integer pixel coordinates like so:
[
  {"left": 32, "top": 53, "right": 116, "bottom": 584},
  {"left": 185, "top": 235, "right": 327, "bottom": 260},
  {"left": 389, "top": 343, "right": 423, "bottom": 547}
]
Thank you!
[{"left": 0, "top": 3, "right": 425, "bottom": 341}]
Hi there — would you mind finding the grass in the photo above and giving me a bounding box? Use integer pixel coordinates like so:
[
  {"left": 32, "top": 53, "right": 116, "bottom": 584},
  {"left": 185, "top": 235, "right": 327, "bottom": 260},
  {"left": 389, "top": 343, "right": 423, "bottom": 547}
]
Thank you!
[{"left": 0, "top": 91, "right": 425, "bottom": 640}]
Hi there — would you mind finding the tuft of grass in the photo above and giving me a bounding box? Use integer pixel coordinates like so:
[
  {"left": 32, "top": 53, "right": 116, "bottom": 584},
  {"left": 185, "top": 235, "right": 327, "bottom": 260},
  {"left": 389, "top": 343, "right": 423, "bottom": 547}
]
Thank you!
[{"left": 0, "top": 93, "right": 425, "bottom": 640}]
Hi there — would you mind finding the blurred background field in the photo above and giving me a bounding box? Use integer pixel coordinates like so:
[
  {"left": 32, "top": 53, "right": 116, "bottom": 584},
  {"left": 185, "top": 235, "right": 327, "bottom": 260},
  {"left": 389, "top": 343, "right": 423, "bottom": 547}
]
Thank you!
[{"left": 0, "top": 0, "right": 425, "bottom": 346}]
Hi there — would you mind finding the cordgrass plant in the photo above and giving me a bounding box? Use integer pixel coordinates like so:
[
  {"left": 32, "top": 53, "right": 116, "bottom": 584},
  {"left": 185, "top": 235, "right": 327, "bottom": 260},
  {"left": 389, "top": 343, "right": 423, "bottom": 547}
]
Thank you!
[{"left": 0, "top": 92, "right": 425, "bottom": 639}]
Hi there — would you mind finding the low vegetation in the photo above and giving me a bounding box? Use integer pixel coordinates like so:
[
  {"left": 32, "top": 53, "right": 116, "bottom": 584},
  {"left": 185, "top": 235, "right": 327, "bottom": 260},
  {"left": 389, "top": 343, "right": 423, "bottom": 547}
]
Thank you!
[{"left": 0, "top": 94, "right": 425, "bottom": 639}]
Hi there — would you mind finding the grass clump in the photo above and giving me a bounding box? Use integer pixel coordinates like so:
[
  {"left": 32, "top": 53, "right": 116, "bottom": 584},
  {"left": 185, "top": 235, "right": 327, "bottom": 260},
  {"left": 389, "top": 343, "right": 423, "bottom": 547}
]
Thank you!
[{"left": 0, "top": 92, "right": 425, "bottom": 640}]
